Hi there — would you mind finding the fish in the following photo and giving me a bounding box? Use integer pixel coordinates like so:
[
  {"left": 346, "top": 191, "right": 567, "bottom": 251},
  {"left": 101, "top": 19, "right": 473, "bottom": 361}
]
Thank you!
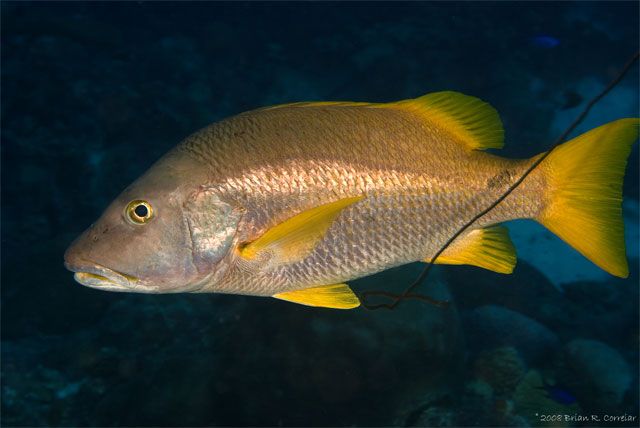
[
  {"left": 537, "top": 383, "right": 577, "bottom": 405},
  {"left": 64, "top": 91, "right": 639, "bottom": 309},
  {"left": 560, "top": 89, "right": 583, "bottom": 110},
  {"left": 528, "top": 35, "right": 561, "bottom": 49}
]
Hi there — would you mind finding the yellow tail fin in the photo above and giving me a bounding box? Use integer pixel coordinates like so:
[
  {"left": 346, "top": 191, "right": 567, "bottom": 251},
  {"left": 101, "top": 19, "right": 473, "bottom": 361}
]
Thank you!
[{"left": 537, "top": 118, "right": 639, "bottom": 278}]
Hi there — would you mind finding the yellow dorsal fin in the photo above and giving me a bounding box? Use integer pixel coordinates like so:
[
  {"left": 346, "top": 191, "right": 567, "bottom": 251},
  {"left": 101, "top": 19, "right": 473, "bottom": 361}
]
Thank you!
[
  {"left": 239, "top": 196, "right": 364, "bottom": 265},
  {"left": 390, "top": 91, "right": 504, "bottom": 151},
  {"left": 273, "top": 283, "right": 360, "bottom": 309},
  {"left": 257, "top": 100, "right": 374, "bottom": 111},
  {"left": 428, "top": 225, "right": 516, "bottom": 274},
  {"left": 257, "top": 91, "right": 503, "bottom": 151}
]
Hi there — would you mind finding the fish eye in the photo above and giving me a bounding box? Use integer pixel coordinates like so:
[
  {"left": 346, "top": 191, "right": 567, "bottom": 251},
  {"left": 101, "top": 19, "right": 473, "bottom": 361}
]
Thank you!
[{"left": 125, "top": 200, "right": 154, "bottom": 225}]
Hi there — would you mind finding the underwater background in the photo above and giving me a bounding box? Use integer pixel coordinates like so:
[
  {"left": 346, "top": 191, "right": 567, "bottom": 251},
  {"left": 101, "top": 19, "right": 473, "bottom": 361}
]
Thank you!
[{"left": 1, "top": 2, "right": 638, "bottom": 427}]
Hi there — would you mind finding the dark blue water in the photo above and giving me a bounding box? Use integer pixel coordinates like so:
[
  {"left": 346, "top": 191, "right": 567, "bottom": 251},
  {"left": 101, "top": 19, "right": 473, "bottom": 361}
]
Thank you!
[{"left": 2, "top": 2, "right": 638, "bottom": 426}]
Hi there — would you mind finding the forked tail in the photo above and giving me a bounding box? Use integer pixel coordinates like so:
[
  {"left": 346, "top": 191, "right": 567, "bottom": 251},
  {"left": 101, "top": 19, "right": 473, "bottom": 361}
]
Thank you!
[{"left": 536, "top": 118, "right": 639, "bottom": 278}]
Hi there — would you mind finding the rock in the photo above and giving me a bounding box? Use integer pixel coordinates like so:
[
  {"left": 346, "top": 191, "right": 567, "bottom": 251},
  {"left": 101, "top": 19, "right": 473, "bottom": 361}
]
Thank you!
[
  {"left": 446, "top": 260, "right": 560, "bottom": 316},
  {"left": 466, "top": 305, "right": 559, "bottom": 363},
  {"left": 560, "top": 339, "right": 631, "bottom": 411},
  {"left": 332, "top": 271, "right": 466, "bottom": 426},
  {"left": 558, "top": 278, "right": 639, "bottom": 348}
]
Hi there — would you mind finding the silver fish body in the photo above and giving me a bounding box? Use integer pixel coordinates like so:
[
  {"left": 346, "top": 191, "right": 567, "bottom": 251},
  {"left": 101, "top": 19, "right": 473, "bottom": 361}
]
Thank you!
[
  {"left": 186, "top": 104, "right": 539, "bottom": 296},
  {"left": 64, "top": 92, "right": 637, "bottom": 307}
]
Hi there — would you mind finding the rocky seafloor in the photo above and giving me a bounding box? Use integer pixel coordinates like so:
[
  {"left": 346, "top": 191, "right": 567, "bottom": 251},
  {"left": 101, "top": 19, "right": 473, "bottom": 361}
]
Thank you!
[{"left": 1, "top": 2, "right": 638, "bottom": 427}]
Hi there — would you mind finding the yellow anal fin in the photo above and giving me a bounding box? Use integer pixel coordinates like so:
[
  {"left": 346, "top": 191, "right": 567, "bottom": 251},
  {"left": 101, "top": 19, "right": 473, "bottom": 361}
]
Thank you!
[
  {"left": 537, "top": 118, "right": 639, "bottom": 278},
  {"left": 273, "top": 283, "right": 360, "bottom": 309},
  {"left": 239, "top": 196, "right": 363, "bottom": 265},
  {"left": 389, "top": 91, "right": 504, "bottom": 151},
  {"left": 427, "top": 225, "right": 517, "bottom": 274}
]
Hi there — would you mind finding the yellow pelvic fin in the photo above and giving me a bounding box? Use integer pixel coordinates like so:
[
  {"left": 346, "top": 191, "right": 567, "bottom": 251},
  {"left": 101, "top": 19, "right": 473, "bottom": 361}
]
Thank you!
[
  {"left": 389, "top": 91, "right": 504, "bottom": 151},
  {"left": 427, "top": 225, "right": 517, "bottom": 274},
  {"left": 239, "top": 196, "right": 364, "bottom": 265},
  {"left": 537, "top": 118, "right": 638, "bottom": 278},
  {"left": 273, "top": 283, "right": 360, "bottom": 309}
]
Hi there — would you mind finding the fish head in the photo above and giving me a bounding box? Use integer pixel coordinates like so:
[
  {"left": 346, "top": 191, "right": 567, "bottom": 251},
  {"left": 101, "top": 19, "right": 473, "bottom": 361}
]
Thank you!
[{"left": 64, "top": 153, "right": 242, "bottom": 293}]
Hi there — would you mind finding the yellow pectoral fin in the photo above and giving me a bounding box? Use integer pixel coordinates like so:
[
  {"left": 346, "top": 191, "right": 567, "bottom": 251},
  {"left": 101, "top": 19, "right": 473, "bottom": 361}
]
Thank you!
[
  {"left": 273, "top": 283, "right": 360, "bottom": 309},
  {"left": 427, "top": 225, "right": 517, "bottom": 274},
  {"left": 239, "top": 196, "right": 364, "bottom": 265}
]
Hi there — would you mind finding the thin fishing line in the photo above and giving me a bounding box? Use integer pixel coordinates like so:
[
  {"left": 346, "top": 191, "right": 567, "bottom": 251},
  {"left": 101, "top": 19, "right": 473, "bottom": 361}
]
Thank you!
[{"left": 360, "top": 49, "right": 640, "bottom": 311}]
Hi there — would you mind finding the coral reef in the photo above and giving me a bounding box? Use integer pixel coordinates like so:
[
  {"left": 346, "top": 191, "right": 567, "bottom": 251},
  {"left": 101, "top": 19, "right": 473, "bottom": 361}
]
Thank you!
[
  {"left": 474, "top": 346, "right": 526, "bottom": 395},
  {"left": 514, "top": 370, "right": 581, "bottom": 427}
]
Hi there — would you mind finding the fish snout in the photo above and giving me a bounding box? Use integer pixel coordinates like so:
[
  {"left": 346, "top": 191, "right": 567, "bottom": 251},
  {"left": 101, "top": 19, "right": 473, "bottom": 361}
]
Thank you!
[
  {"left": 64, "top": 233, "right": 139, "bottom": 292},
  {"left": 64, "top": 234, "right": 84, "bottom": 272}
]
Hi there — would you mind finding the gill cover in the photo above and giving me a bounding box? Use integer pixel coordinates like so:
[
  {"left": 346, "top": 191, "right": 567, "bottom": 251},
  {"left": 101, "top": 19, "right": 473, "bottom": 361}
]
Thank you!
[{"left": 183, "top": 189, "right": 243, "bottom": 275}]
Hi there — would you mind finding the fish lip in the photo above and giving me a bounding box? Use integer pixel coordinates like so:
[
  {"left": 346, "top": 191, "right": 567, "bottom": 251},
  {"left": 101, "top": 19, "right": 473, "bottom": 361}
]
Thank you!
[
  {"left": 65, "top": 260, "right": 138, "bottom": 291},
  {"left": 65, "top": 260, "right": 207, "bottom": 294}
]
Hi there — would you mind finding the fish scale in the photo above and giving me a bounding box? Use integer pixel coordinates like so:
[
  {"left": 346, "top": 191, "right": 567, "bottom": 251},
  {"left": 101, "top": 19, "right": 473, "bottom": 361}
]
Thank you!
[
  {"left": 212, "top": 185, "right": 530, "bottom": 296},
  {"left": 65, "top": 92, "right": 636, "bottom": 308},
  {"left": 184, "top": 104, "right": 544, "bottom": 295}
]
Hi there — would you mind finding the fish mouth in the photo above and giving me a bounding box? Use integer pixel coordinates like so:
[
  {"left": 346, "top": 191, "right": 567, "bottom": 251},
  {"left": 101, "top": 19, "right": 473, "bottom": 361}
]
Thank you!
[{"left": 65, "top": 260, "right": 139, "bottom": 292}]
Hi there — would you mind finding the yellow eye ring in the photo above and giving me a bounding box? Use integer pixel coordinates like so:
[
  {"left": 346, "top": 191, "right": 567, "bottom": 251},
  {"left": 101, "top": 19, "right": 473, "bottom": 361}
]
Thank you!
[{"left": 125, "top": 200, "right": 154, "bottom": 225}]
